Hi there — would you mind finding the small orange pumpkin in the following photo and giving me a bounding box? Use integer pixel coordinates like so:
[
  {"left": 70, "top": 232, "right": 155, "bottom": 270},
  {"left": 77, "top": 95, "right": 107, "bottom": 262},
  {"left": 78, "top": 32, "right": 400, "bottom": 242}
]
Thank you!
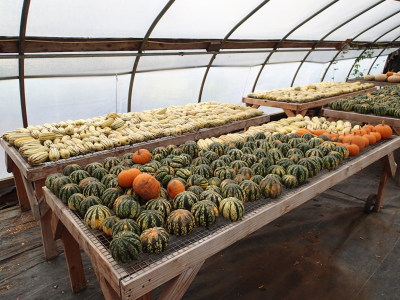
[
  {"left": 132, "top": 149, "right": 152, "bottom": 164},
  {"left": 386, "top": 71, "right": 394, "bottom": 77},
  {"left": 363, "top": 134, "right": 376, "bottom": 145},
  {"left": 370, "top": 131, "right": 381, "bottom": 142},
  {"left": 343, "top": 135, "right": 365, "bottom": 151},
  {"left": 344, "top": 143, "right": 360, "bottom": 156},
  {"left": 313, "top": 129, "right": 327, "bottom": 136},
  {"left": 363, "top": 124, "right": 374, "bottom": 133},
  {"left": 132, "top": 173, "right": 161, "bottom": 200},
  {"left": 167, "top": 179, "right": 186, "bottom": 199},
  {"left": 374, "top": 123, "right": 392, "bottom": 139},
  {"left": 118, "top": 168, "right": 141, "bottom": 188}
]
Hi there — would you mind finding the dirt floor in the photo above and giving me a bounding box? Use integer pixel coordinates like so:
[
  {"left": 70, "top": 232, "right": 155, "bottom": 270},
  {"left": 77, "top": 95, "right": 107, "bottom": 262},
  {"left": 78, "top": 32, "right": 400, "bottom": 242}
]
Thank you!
[{"left": 0, "top": 152, "right": 399, "bottom": 300}]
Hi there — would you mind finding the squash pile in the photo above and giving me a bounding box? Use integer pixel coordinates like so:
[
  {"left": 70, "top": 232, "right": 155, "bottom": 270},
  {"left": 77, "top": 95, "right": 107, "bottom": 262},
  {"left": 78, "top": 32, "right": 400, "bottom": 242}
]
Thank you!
[
  {"left": 247, "top": 81, "right": 374, "bottom": 103},
  {"left": 45, "top": 115, "right": 392, "bottom": 264},
  {"left": 328, "top": 86, "right": 400, "bottom": 118},
  {"left": 364, "top": 71, "right": 400, "bottom": 83},
  {"left": 1, "top": 102, "right": 262, "bottom": 165}
]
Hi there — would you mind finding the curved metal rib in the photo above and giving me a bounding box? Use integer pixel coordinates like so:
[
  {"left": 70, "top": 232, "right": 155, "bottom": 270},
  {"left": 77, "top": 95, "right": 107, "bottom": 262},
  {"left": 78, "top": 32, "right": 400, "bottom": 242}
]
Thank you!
[
  {"left": 290, "top": 0, "right": 385, "bottom": 87},
  {"left": 251, "top": 0, "right": 339, "bottom": 92},
  {"left": 321, "top": 9, "right": 400, "bottom": 82},
  {"left": 346, "top": 24, "right": 400, "bottom": 80},
  {"left": 197, "top": 0, "right": 271, "bottom": 102},
  {"left": 127, "top": 0, "right": 175, "bottom": 112}
]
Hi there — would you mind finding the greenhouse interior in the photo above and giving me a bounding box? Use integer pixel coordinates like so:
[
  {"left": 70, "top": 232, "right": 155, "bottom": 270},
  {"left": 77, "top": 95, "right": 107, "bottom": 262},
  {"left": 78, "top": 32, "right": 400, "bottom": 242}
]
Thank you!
[{"left": 1, "top": 0, "right": 400, "bottom": 299}]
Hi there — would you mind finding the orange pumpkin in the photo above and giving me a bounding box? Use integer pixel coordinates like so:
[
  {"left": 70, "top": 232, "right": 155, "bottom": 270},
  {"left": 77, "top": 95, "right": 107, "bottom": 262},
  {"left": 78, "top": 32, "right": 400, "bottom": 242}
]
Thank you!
[
  {"left": 344, "top": 143, "right": 360, "bottom": 156},
  {"left": 118, "top": 168, "right": 141, "bottom": 188},
  {"left": 374, "top": 123, "right": 392, "bottom": 139},
  {"left": 363, "top": 134, "right": 376, "bottom": 145},
  {"left": 361, "top": 135, "right": 369, "bottom": 147},
  {"left": 343, "top": 135, "right": 365, "bottom": 151},
  {"left": 386, "top": 71, "right": 394, "bottom": 77},
  {"left": 132, "top": 173, "right": 161, "bottom": 200},
  {"left": 296, "top": 128, "right": 312, "bottom": 136},
  {"left": 363, "top": 124, "right": 374, "bottom": 133},
  {"left": 370, "top": 131, "right": 381, "bottom": 142},
  {"left": 167, "top": 179, "right": 185, "bottom": 199},
  {"left": 313, "top": 129, "right": 327, "bottom": 136},
  {"left": 132, "top": 149, "right": 152, "bottom": 164},
  {"left": 351, "top": 128, "right": 367, "bottom": 136}
]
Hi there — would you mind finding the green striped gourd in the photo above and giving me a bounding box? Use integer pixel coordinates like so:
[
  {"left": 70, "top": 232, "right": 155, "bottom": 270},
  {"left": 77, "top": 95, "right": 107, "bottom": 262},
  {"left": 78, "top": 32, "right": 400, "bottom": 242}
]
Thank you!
[
  {"left": 103, "top": 157, "right": 121, "bottom": 171},
  {"left": 309, "top": 156, "right": 324, "bottom": 172},
  {"left": 175, "top": 168, "right": 192, "bottom": 181},
  {"left": 268, "top": 149, "right": 284, "bottom": 164},
  {"left": 181, "top": 140, "right": 199, "bottom": 158},
  {"left": 287, "top": 133, "right": 299, "bottom": 139},
  {"left": 250, "top": 175, "right": 264, "bottom": 185},
  {"left": 136, "top": 210, "right": 165, "bottom": 232},
  {"left": 316, "top": 145, "right": 331, "bottom": 156},
  {"left": 63, "top": 164, "right": 82, "bottom": 176},
  {"left": 84, "top": 204, "right": 111, "bottom": 230},
  {"left": 59, "top": 183, "right": 81, "bottom": 203},
  {"left": 78, "top": 177, "right": 98, "bottom": 190},
  {"left": 119, "top": 159, "right": 134, "bottom": 168},
  {"left": 208, "top": 177, "right": 222, "bottom": 186},
  {"left": 281, "top": 174, "right": 299, "bottom": 188},
  {"left": 308, "top": 138, "right": 323, "bottom": 148},
  {"left": 267, "top": 165, "right": 286, "bottom": 178},
  {"left": 187, "top": 185, "right": 204, "bottom": 196},
  {"left": 191, "top": 156, "right": 210, "bottom": 167},
  {"left": 286, "top": 164, "right": 309, "bottom": 184},
  {"left": 239, "top": 180, "right": 261, "bottom": 202},
  {"left": 234, "top": 140, "right": 244, "bottom": 149},
  {"left": 205, "top": 185, "right": 222, "bottom": 194},
  {"left": 91, "top": 167, "right": 108, "bottom": 181},
  {"left": 79, "top": 196, "right": 101, "bottom": 216},
  {"left": 253, "top": 148, "right": 268, "bottom": 160},
  {"left": 67, "top": 193, "right": 85, "bottom": 211},
  {"left": 69, "top": 170, "right": 90, "bottom": 184},
  {"left": 234, "top": 174, "right": 246, "bottom": 184},
  {"left": 199, "top": 190, "right": 223, "bottom": 206},
  {"left": 222, "top": 183, "right": 245, "bottom": 201},
  {"left": 298, "top": 158, "right": 320, "bottom": 177},
  {"left": 166, "top": 144, "right": 177, "bottom": 154},
  {"left": 296, "top": 143, "right": 312, "bottom": 154},
  {"left": 121, "top": 152, "right": 134, "bottom": 160},
  {"left": 286, "top": 148, "right": 304, "bottom": 158},
  {"left": 329, "top": 151, "right": 343, "bottom": 162},
  {"left": 155, "top": 166, "right": 175, "bottom": 183},
  {"left": 140, "top": 227, "right": 170, "bottom": 254},
  {"left": 144, "top": 197, "right": 172, "bottom": 220},
  {"left": 109, "top": 165, "right": 125, "bottom": 176},
  {"left": 219, "top": 197, "right": 244, "bottom": 221},
  {"left": 45, "top": 173, "right": 64, "bottom": 190},
  {"left": 193, "top": 164, "right": 213, "bottom": 179},
  {"left": 102, "top": 216, "right": 120, "bottom": 236},
  {"left": 208, "top": 142, "right": 225, "bottom": 156},
  {"left": 288, "top": 138, "right": 306, "bottom": 148},
  {"left": 254, "top": 131, "right": 266, "bottom": 140},
  {"left": 110, "top": 231, "right": 142, "bottom": 263},
  {"left": 305, "top": 148, "right": 324, "bottom": 158},
  {"left": 251, "top": 163, "right": 267, "bottom": 177},
  {"left": 173, "top": 191, "right": 199, "bottom": 210},
  {"left": 258, "top": 157, "right": 272, "bottom": 168},
  {"left": 101, "top": 187, "right": 123, "bottom": 208},
  {"left": 83, "top": 180, "right": 106, "bottom": 198},
  {"left": 259, "top": 177, "right": 282, "bottom": 199},
  {"left": 200, "top": 151, "right": 219, "bottom": 162},
  {"left": 107, "top": 177, "right": 120, "bottom": 189},
  {"left": 51, "top": 176, "right": 73, "bottom": 197},
  {"left": 220, "top": 179, "right": 236, "bottom": 190},
  {"left": 210, "top": 159, "right": 227, "bottom": 172},
  {"left": 191, "top": 200, "right": 219, "bottom": 227},
  {"left": 186, "top": 174, "right": 208, "bottom": 189},
  {"left": 323, "top": 155, "right": 340, "bottom": 170},
  {"left": 241, "top": 154, "right": 257, "bottom": 167},
  {"left": 166, "top": 209, "right": 195, "bottom": 236},
  {"left": 277, "top": 143, "right": 291, "bottom": 156},
  {"left": 152, "top": 147, "right": 168, "bottom": 158},
  {"left": 230, "top": 160, "right": 248, "bottom": 174},
  {"left": 243, "top": 141, "right": 257, "bottom": 150},
  {"left": 237, "top": 167, "right": 254, "bottom": 180},
  {"left": 301, "top": 133, "right": 315, "bottom": 141},
  {"left": 276, "top": 158, "right": 295, "bottom": 170},
  {"left": 258, "top": 140, "right": 275, "bottom": 151},
  {"left": 84, "top": 162, "right": 104, "bottom": 176},
  {"left": 115, "top": 198, "right": 141, "bottom": 219},
  {"left": 100, "top": 173, "right": 117, "bottom": 187},
  {"left": 241, "top": 147, "right": 253, "bottom": 154},
  {"left": 265, "top": 173, "right": 282, "bottom": 182},
  {"left": 227, "top": 149, "right": 244, "bottom": 161},
  {"left": 170, "top": 148, "right": 183, "bottom": 156},
  {"left": 334, "top": 145, "right": 349, "bottom": 160},
  {"left": 219, "top": 155, "right": 233, "bottom": 165},
  {"left": 112, "top": 218, "right": 141, "bottom": 237}
]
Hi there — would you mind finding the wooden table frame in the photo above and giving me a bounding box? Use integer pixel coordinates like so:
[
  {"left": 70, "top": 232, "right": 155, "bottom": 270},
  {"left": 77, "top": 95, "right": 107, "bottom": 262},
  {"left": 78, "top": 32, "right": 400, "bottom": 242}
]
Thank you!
[
  {"left": 41, "top": 137, "right": 400, "bottom": 300},
  {"left": 242, "top": 87, "right": 377, "bottom": 117},
  {"left": 1, "top": 114, "right": 270, "bottom": 221},
  {"left": 347, "top": 78, "right": 400, "bottom": 87}
]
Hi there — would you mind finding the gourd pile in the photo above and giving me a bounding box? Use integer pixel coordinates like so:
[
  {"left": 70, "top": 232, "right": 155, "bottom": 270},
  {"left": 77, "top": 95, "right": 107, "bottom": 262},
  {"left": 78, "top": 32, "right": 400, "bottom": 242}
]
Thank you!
[
  {"left": 1, "top": 102, "right": 262, "bottom": 165},
  {"left": 44, "top": 116, "right": 392, "bottom": 264},
  {"left": 328, "top": 86, "right": 400, "bottom": 118},
  {"left": 364, "top": 71, "right": 400, "bottom": 83},
  {"left": 247, "top": 81, "right": 374, "bottom": 103}
]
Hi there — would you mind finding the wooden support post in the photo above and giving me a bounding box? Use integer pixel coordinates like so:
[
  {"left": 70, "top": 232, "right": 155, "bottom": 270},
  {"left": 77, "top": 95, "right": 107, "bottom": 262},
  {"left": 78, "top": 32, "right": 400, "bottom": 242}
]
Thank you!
[
  {"left": 296, "top": 109, "right": 308, "bottom": 117},
  {"left": 40, "top": 208, "right": 60, "bottom": 260},
  {"left": 283, "top": 109, "right": 296, "bottom": 117},
  {"left": 6, "top": 155, "right": 30, "bottom": 211},
  {"left": 393, "top": 127, "right": 400, "bottom": 136},
  {"left": 60, "top": 225, "right": 87, "bottom": 293},
  {"left": 158, "top": 261, "right": 205, "bottom": 300},
  {"left": 373, "top": 154, "right": 396, "bottom": 212},
  {"left": 91, "top": 258, "right": 121, "bottom": 300}
]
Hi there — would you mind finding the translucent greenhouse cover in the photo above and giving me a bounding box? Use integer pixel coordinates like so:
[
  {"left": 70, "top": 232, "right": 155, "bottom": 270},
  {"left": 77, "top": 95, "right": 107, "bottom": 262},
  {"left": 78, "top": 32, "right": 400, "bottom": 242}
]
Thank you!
[{"left": 0, "top": 0, "right": 400, "bottom": 179}]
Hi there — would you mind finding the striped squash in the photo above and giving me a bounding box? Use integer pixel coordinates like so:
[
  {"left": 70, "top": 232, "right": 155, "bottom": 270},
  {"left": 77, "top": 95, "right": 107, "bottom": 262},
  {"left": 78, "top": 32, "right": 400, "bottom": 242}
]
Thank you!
[
  {"left": 45, "top": 173, "right": 64, "bottom": 190},
  {"left": 78, "top": 177, "right": 98, "bottom": 190},
  {"left": 323, "top": 155, "right": 340, "bottom": 170},
  {"left": 101, "top": 187, "right": 123, "bottom": 209},
  {"left": 112, "top": 218, "right": 141, "bottom": 237},
  {"left": 103, "top": 157, "right": 121, "bottom": 171},
  {"left": 166, "top": 209, "right": 196, "bottom": 236},
  {"left": 208, "top": 177, "right": 222, "bottom": 187},
  {"left": 241, "top": 147, "right": 253, "bottom": 154},
  {"left": 286, "top": 148, "right": 304, "bottom": 158},
  {"left": 100, "top": 173, "right": 117, "bottom": 187},
  {"left": 199, "top": 190, "right": 223, "bottom": 206},
  {"left": 251, "top": 163, "right": 267, "bottom": 177},
  {"left": 298, "top": 158, "right": 320, "bottom": 177},
  {"left": 187, "top": 185, "right": 204, "bottom": 197},
  {"left": 268, "top": 149, "right": 284, "bottom": 164},
  {"left": 59, "top": 183, "right": 81, "bottom": 203},
  {"left": 84, "top": 204, "right": 111, "bottom": 230},
  {"left": 140, "top": 227, "right": 170, "bottom": 254},
  {"left": 241, "top": 154, "right": 257, "bottom": 167},
  {"left": 308, "top": 137, "right": 323, "bottom": 148},
  {"left": 91, "top": 167, "right": 109, "bottom": 181},
  {"left": 51, "top": 176, "right": 73, "bottom": 197},
  {"left": 109, "top": 165, "right": 125, "bottom": 176},
  {"left": 296, "top": 143, "right": 312, "bottom": 155},
  {"left": 277, "top": 143, "right": 291, "bottom": 156},
  {"left": 253, "top": 148, "right": 268, "bottom": 160},
  {"left": 102, "top": 216, "right": 120, "bottom": 236},
  {"left": 200, "top": 151, "right": 219, "bottom": 162},
  {"left": 250, "top": 175, "right": 264, "bottom": 185},
  {"left": 207, "top": 142, "right": 225, "bottom": 156},
  {"left": 191, "top": 156, "right": 210, "bottom": 167},
  {"left": 175, "top": 168, "right": 193, "bottom": 180},
  {"left": 305, "top": 148, "right": 324, "bottom": 158},
  {"left": 210, "top": 159, "right": 227, "bottom": 172},
  {"left": 259, "top": 177, "right": 282, "bottom": 199},
  {"left": 181, "top": 140, "right": 199, "bottom": 158},
  {"left": 79, "top": 196, "right": 101, "bottom": 216},
  {"left": 193, "top": 164, "right": 213, "bottom": 179},
  {"left": 286, "top": 164, "right": 309, "bottom": 184},
  {"left": 67, "top": 193, "right": 85, "bottom": 211},
  {"left": 266, "top": 165, "right": 286, "bottom": 178},
  {"left": 83, "top": 181, "right": 106, "bottom": 198},
  {"left": 110, "top": 231, "right": 142, "bottom": 263},
  {"left": 219, "top": 197, "right": 244, "bottom": 222},
  {"left": 276, "top": 158, "right": 295, "bottom": 170},
  {"left": 230, "top": 160, "right": 248, "bottom": 174},
  {"left": 136, "top": 210, "right": 165, "bottom": 232},
  {"left": 281, "top": 174, "right": 299, "bottom": 189},
  {"left": 191, "top": 200, "right": 219, "bottom": 227},
  {"left": 173, "top": 191, "right": 199, "bottom": 210},
  {"left": 214, "top": 166, "right": 236, "bottom": 181},
  {"left": 205, "top": 185, "right": 222, "bottom": 195},
  {"left": 144, "top": 197, "right": 172, "bottom": 220},
  {"left": 115, "top": 198, "right": 141, "bottom": 219},
  {"left": 69, "top": 170, "right": 90, "bottom": 184},
  {"left": 239, "top": 180, "right": 261, "bottom": 202},
  {"left": 219, "top": 155, "right": 233, "bottom": 165},
  {"left": 222, "top": 183, "right": 245, "bottom": 201},
  {"left": 84, "top": 162, "right": 104, "bottom": 176},
  {"left": 227, "top": 149, "right": 244, "bottom": 161},
  {"left": 237, "top": 167, "right": 254, "bottom": 180},
  {"left": 63, "top": 164, "right": 82, "bottom": 176}
]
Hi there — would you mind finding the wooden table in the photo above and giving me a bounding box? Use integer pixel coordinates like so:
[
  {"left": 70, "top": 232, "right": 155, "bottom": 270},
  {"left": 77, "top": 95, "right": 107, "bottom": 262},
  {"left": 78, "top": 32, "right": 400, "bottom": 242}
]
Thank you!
[
  {"left": 41, "top": 137, "right": 400, "bottom": 300},
  {"left": 242, "top": 87, "right": 377, "bottom": 117},
  {"left": 322, "top": 108, "right": 400, "bottom": 135},
  {"left": 347, "top": 78, "right": 400, "bottom": 87}
]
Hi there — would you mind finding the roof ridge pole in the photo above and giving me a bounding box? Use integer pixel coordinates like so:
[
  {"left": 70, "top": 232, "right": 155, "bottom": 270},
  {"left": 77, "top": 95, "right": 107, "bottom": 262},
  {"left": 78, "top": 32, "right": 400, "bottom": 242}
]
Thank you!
[
  {"left": 290, "top": 0, "right": 385, "bottom": 87},
  {"left": 126, "top": 0, "right": 175, "bottom": 113},
  {"left": 251, "top": 0, "right": 339, "bottom": 92},
  {"left": 346, "top": 24, "right": 400, "bottom": 81},
  {"left": 197, "top": 0, "right": 272, "bottom": 103},
  {"left": 321, "top": 9, "right": 400, "bottom": 82},
  {"left": 18, "top": 0, "right": 31, "bottom": 128}
]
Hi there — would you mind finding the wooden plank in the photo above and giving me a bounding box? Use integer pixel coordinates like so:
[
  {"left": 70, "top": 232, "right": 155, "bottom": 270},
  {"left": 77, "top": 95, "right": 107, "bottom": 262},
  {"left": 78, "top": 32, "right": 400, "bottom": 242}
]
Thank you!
[
  {"left": 121, "top": 137, "right": 400, "bottom": 299},
  {"left": 8, "top": 158, "right": 30, "bottom": 211},
  {"left": 157, "top": 261, "right": 205, "bottom": 300},
  {"left": 375, "top": 166, "right": 389, "bottom": 213},
  {"left": 0, "top": 177, "right": 15, "bottom": 190},
  {"left": 20, "top": 175, "right": 39, "bottom": 219},
  {"left": 40, "top": 209, "right": 60, "bottom": 260},
  {"left": 242, "top": 87, "right": 376, "bottom": 114},
  {"left": 322, "top": 109, "right": 400, "bottom": 128},
  {"left": 0, "top": 115, "right": 270, "bottom": 182}
]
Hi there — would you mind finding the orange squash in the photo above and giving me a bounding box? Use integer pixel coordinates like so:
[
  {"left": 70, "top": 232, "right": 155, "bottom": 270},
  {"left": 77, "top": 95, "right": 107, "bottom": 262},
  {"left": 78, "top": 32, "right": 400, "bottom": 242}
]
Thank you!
[
  {"left": 132, "top": 173, "right": 161, "bottom": 201},
  {"left": 374, "top": 123, "right": 392, "bottom": 139},
  {"left": 118, "top": 168, "right": 141, "bottom": 188},
  {"left": 313, "top": 129, "right": 327, "bottom": 136},
  {"left": 386, "top": 71, "right": 394, "bottom": 77},
  {"left": 351, "top": 128, "right": 367, "bottom": 136},
  {"left": 363, "top": 124, "right": 374, "bottom": 133},
  {"left": 370, "top": 131, "right": 381, "bottom": 142},
  {"left": 361, "top": 135, "right": 369, "bottom": 147},
  {"left": 132, "top": 149, "right": 152, "bottom": 164},
  {"left": 344, "top": 143, "right": 360, "bottom": 156},
  {"left": 343, "top": 135, "right": 365, "bottom": 151},
  {"left": 296, "top": 128, "right": 312, "bottom": 136},
  {"left": 167, "top": 179, "right": 186, "bottom": 199},
  {"left": 363, "top": 134, "right": 376, "bottom": 145}
]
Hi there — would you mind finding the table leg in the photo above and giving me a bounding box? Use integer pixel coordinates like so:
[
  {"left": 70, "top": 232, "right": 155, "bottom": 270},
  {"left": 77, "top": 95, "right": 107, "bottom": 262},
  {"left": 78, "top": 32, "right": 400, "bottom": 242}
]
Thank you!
[
  {"left": 6, "top": 155, "right": 30, "bottom": 211},
  {"left": 283, "top": 109, "right": 296, "bottom": 117},
  {"left": 91, "top": 259, "right": 121, "bottom": 300},
  {"left": 40, "top": 207, "right": 60, "bottom": 260},
  {"left": 158, "top": 261, "right": 205, "bottom": 300},
  {"left": 373, "top": 154, "right": 396, "bottom": 212},
  {"left": 393, "top": 127, "right": 400, "bottom": 136},
  {"left": 296, "top": 109, "right": 308, "bottom": 117}
]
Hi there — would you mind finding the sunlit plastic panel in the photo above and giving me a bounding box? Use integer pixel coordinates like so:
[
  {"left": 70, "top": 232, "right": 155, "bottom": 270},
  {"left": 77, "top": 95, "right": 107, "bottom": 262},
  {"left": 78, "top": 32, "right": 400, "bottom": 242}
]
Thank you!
[
  {"left": 306, "top": 51, "right": 338, "bottom": 63},
  {"left": 325, "top": 1, "right": 400, "bottom": 41},
  {"left": 255, "top": 62, "right": 301, "bottom": 91},
  {"left": 355, "top": 14, "right": 400, "bottom": 42},
  {"left": 293, "top": 63, "right": 326, "bottom": 86},
  {"left": 115, "top": 74, "right": 131, "bottom": 114},
  {"left": 324, "top": 59, "right": 356, "bottom": 82},
  {"left": 268, "top": 51, "right": 308, "bottom": 63},
  {"left": 213, "top": 52, "right": 269, "bottom": 67},
  {"left": 347, "top": 57, "right": 375, "bottom": 79},
  {"left": 377, "top": 29, "right": 400, "bottom": 43},
  {"left": 137, "top": 54, "right": 212, "bottom": 72},
  {"left": 380, "top": 48, "right": 399, "bottom": 57},
  {"left": 231, "top": 0, "right": 331, "bottom": 39},
  {"left": 151, "top": 0, "right": 263, "bottom": 39},
  {"left": 0, "top": 80, "right": 24, "bottom": 179},
  {"left": 25, "top": 56, "right": 135, "bottom": 76},
  {"left": 289, "top": 0, "right": 381, "bottom": 40},
  {"left": 131, "top": 68, "right": 205, "bottom": 112},
  {"left": 0, "top": 59, "right": 18, "bottom": 78},
  {"left": 26, "top": 0, "right": 168, "bottom": 37},
  {"left": 335, "top": 49, "right": 364, "bottom": 61},
  {"left": 369, "top": 56, "right": 388, "bottom": 74},
  {"left": 25, "top": 77, "right": 118, "bottom": 125},
  {"left": 0, "top": 0, "right": 23, "bottom": 36},
  {"left": 202, "top": 67, "right": 259, "bottom": 105}
]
